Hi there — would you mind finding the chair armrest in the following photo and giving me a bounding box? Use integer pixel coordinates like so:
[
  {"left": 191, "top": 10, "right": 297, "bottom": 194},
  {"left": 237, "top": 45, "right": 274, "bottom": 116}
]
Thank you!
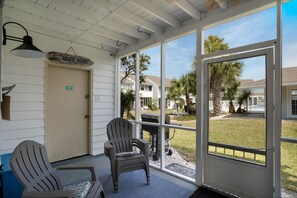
[
  {"left": 133, "top": 138, "right": 149, "bottom": 154},
  {"left": 57, "top": 164, "right": 97, "bottom": 182},
  {"left": 104, "top": 141, "right": 115, "bottom": 161},
  {"left": 22, "top": 190, "right": 77, "bottom": 198}
]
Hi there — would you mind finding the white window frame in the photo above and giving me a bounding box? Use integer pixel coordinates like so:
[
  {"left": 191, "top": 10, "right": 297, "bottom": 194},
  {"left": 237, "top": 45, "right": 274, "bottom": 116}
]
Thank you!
[{"left": 287, "top": 86, "right": 297, "bottom": 118}]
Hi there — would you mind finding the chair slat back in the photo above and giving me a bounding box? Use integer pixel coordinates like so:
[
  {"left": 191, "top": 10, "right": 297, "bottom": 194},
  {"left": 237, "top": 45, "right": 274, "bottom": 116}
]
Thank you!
[
  {"left": 107, "top": 118, "right": 133, "bottom": 153},
  {"left": 10, "top": 140, "right": 61, "bottom": 191}
]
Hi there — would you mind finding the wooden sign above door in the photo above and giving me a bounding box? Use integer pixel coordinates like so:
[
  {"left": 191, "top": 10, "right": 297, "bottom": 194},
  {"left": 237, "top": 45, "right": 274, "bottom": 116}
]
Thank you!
[{"left": 46, "top": 51, "right": 94, "bottom": 66}]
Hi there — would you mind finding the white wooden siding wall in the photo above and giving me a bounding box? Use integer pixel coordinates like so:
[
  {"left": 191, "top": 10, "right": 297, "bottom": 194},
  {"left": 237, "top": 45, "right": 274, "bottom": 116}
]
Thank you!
[
  {"left": 92, "top": 59, "right": 115, "bottom": 155},
  {"left": 0, "top": 23, "right": 115, "bottom": 155}
]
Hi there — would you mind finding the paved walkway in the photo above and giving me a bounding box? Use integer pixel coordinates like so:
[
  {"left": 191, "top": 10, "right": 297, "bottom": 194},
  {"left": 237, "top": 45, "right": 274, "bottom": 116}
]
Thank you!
[{"left": 211, "top": 113, "right": 265, "bottom": 120}]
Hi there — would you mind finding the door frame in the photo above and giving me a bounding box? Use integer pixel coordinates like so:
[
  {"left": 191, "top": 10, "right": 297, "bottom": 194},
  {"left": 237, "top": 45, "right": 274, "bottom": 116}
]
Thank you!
[
  {"left": 44, "top": 61, "right": 94, "bottom": 156},
  {"left": 198, "top": 47, "right": 275, "bottom": 197}
]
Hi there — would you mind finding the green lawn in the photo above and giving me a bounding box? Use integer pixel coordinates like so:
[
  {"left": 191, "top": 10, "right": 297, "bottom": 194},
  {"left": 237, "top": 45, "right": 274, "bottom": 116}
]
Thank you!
[
  {"left": 166, "top": 118, "right": 297, "bottom": 193},
  {"left": 138, "top": 110, "right": 297, "bottom": 192}
]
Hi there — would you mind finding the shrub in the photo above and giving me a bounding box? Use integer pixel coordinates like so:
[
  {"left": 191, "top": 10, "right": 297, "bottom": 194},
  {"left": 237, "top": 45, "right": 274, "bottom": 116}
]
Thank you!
[{"left": 148, "top": 98, "right": 158, "bottom": 111}]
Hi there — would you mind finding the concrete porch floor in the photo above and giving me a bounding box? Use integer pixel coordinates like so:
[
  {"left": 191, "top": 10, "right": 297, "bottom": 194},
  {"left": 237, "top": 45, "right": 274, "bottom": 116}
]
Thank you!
[{"left": 52, "top": 154, "right": 197, "bottom": 198}]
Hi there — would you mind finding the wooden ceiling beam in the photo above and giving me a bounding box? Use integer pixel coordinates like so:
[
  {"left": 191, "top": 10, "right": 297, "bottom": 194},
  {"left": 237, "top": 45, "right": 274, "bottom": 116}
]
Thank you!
[
  {"left": 4, "top": 6, "right": 83, "bottom": 37},
  {"left": 4, "top": 6, "right": 124, "bottom": 50},
  {"left": 114, "top": 7, "right": 164, "bottom": 34},
  {"left": 75, "top": 38, "right": 118, "bottom": 52},
  {"left": 4, "top": 15, "right": 77, "bottom": 42},
  {"left": 5, "top": 1, "right": 90, "bottom": 30},
  {"left": 88, "top": 26, "right": 137, "bottom": 46},
  {"left": 131, "top": 0, "right": 181, "bottom": 28},
  {"left": 6, "top": 0, "right": 139, "bottom": 46},
  {"left": 80, "top": 32, "right": 127, "bottom": 50},
  {"left": 215, "top": 0, "right": 228, "bottom": 10},
  {"left": 89, "top": 0, "right": 164, "bottom": 35},
  {"left": 174, "top": 0, "right": 201, "bottom": 20},
  {"left": 100, "top": 18, "right": 150, "bottom": 40},
  {"left": 45, "top": 0, "right": 137, "bottom": 45},
  {"left": 3, "top": 14, "right": 117, "bottom": 52},
  {"left": 48, "top": 0, "right": 99, "bottom": 23}
]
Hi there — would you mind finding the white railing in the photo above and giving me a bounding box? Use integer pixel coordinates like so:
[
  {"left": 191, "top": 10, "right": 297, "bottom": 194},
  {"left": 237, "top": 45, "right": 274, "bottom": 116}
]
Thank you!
[{"left": 208, "top": 142, "right": 266, "bottom": 165}]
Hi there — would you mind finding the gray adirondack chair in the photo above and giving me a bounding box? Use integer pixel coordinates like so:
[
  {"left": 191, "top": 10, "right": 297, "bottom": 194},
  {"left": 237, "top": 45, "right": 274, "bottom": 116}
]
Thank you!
[
  {"left": 9, "top": 140, "right": 105, "bottom": 198},
  {"left": 104, "top": 118, "right": 150, "bottom": 192}
]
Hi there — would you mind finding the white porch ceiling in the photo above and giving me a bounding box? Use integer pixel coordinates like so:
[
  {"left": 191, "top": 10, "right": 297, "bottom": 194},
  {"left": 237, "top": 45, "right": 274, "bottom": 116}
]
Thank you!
[{"left": 3, "top": 0, "right": 276, "bottom": 54}]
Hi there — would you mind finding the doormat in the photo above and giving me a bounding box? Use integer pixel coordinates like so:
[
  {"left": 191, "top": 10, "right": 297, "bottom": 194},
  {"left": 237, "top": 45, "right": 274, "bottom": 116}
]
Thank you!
[
  {"left": 189, "top": 187, "right": 230, "bottom": 198},
  {"left": 165, "top": 163, "right": 195, "bottom": 178}
]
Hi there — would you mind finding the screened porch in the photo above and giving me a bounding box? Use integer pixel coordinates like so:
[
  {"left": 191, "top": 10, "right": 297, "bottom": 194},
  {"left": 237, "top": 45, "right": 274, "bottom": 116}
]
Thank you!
[{"left": 0, "top": 0, "right": 296, "bottom": 197}]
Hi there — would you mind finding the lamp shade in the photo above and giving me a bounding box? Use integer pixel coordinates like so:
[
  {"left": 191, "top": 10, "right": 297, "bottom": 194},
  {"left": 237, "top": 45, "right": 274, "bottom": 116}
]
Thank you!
[{"left": 10, "top": 36, "right": 44, "bottom": 58}]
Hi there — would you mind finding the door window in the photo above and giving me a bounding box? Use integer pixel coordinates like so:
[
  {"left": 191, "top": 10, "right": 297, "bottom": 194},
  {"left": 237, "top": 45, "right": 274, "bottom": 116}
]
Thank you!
[{"left": 208, "top": 56, "right": 267, "bottom": 165}]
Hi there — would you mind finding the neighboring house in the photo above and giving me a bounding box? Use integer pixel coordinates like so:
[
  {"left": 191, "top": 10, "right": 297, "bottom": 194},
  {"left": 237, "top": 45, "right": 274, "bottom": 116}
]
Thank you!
[
  {"left": 121, "top": 75, "right": 134, "bottom": 91},
  {"left": 238, "top": 79, "right": 266, "bottom": 113},
  {"left": 120, "top": 74, "right": 175, "bottom": 110},
  {"left": 145, "top": 75, "right": 175, "bottom": 109},
  {"left": 238, "top": 66, "right": 297, "bottom": 119},
  {"left": 280, "top": 67, "right": 297, "bottom": 119}
]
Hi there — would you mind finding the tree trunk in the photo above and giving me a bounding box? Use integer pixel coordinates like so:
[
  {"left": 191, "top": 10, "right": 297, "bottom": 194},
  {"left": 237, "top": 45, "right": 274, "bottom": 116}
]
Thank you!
[
  {"left": 127, "top": 103, "right": 132, "bottom": 119},
  {"left": 236, "top": 105, "right": 242, "bottom": 113},
  {"left": 121, "top": 107, "right": 124, "bottom": 117},
  {"left": 185, "top": 94, "right": 193, "bottom": 114},
  {"left": 229, "top": 100, "right": 235, "bottom": 113},
  {"left": 212, "top": 78, "right": 222, "bottom": 116}
]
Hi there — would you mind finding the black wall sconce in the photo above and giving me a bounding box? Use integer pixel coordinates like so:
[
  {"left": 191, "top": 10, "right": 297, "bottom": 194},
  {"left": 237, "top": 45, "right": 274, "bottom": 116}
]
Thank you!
[{"left": 2, "top": 22, "right": 44, "bottom": 58}]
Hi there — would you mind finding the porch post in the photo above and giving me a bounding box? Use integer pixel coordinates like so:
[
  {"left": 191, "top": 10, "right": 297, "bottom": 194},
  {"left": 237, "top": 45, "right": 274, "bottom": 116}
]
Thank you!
[
  {"left": 115, "top": 57, "right": 121, "bottom": 118},
  {"left": 274, "top": 0, "right": 282, "bottom": 197},
  {"left": 160, "top": 42, "right": 166, "bottom": 170},
  {"left": 196, "top": 27, "right": 204, "bottom": 186},
  {"left": 135, "top": 51, "right": 140, "bottom": 138}
]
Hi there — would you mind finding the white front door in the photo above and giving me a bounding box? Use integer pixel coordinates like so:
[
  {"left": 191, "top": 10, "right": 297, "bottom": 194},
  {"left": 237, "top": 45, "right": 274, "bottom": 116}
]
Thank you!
[
  {"left": 46, "top": 65, "right": 90, "bottom": 162},
  {"left": 201, "top": 48, "right": 274, "bottom": 198}
]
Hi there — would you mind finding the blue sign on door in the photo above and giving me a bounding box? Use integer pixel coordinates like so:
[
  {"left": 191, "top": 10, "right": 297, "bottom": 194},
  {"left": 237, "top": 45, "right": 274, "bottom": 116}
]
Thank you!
[{"left": 66, "top": 85, "right": 73, "bottom": 91}]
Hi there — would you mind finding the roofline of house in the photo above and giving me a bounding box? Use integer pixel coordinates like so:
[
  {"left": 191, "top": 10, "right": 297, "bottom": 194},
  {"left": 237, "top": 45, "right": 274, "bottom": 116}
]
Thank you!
[
  {"left": 239, "top": 85, "right": 265, "bottom": 89},
  {"left": 282, "top": 82, "right": 297, "bottom": 86},
  {"left": 240, "top": 82, "right": 297, "bottom": 89}
]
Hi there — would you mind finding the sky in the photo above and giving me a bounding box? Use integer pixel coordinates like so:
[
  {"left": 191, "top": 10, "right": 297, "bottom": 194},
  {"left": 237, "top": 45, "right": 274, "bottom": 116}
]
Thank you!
[{"left": 141, "top": 0, "right": 297, "bottom": 81}]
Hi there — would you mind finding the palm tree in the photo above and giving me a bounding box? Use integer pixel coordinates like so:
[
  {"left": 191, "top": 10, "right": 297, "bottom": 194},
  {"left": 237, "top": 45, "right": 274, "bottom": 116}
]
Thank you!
[
  {"left": 204, "top": 35, "right": 243, "bottom": 116},
  {"left": 167, "top": 79, "right": 182, "bottom": 100},
  {"left": 225, "top": 81, "right": 240, "bottom": 113},
  {"left": 180, "top": 73, "right": 196, "bottom": 114},
  {"left": 236, "top": 90, "right": 251, "bottom": 113},
  {"left": 167, "top": 73, "right": 196, "bottom": 114},
  {"left": 168, "top": 78, "right": 183, "bottom": 112},
  {"left": 120, "top": 89, "right": 135, "bottom": 119}
]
